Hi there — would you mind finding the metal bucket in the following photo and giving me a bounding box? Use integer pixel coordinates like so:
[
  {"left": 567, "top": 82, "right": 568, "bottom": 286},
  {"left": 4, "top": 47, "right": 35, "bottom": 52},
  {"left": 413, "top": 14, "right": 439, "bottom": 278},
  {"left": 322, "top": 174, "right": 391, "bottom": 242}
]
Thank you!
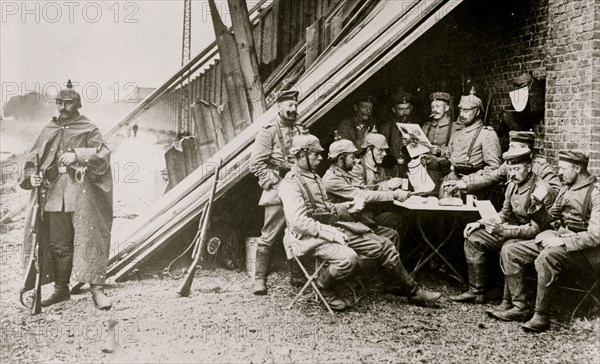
[{"left": 245, "top": 237, "right": 260, "bottom": 277}]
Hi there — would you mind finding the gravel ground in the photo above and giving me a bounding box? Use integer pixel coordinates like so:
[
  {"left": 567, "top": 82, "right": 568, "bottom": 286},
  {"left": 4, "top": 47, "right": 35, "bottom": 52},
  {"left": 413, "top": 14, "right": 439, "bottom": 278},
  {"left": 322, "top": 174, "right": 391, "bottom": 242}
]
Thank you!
[{"left": 1, "top": 129, "right": 599, "bottom": 363}]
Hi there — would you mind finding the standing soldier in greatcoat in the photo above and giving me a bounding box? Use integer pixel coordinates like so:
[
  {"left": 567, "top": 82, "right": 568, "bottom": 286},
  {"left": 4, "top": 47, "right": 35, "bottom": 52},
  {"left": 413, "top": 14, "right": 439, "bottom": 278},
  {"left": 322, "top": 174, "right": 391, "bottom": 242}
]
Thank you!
[
  {"left": 249, "top": 90, "right": 306, "bottom": 295},
  {"left": 20, "top": 80, "right": 113, "bottom": 309}
]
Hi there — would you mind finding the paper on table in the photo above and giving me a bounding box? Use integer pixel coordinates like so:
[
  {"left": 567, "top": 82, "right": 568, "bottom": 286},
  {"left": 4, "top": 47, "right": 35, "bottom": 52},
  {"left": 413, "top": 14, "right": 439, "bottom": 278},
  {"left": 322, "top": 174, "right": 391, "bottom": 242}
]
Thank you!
[{"left": 474, "top": 200, "right": 502, "bottom": 223}]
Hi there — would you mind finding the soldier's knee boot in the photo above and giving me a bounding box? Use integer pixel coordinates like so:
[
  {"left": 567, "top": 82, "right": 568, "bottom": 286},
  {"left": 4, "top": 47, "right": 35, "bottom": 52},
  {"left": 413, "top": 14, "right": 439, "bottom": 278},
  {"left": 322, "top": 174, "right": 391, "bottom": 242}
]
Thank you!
[
  {"left": 91, "top": 284, "right": 112, "bottom": 310},
  {"left": 490, "top": 274, "right": 532, "bottom": 322},
  {"left": 288, "top": 258, "right": 307, "bottom": 288},
  {"left": 449, "top": 264, "right": 486, "bottom": 303},
  {"left": 316, "top": 269, "right": 347, "bottom": 311},
  {"left": 486, "top": 282, "right": 512, "bottom": 317},
  {"left": 387, "top": 263, "right": 442, "bottom": 307},
  {"left": 522, "top": 280, "right": 554, "bottom": 332},
  {"left": 253, "top": 245, "right": 271, "bottom": 295},
  {"left": 41, "top": 249, "right": 73, "bottom": 307}
]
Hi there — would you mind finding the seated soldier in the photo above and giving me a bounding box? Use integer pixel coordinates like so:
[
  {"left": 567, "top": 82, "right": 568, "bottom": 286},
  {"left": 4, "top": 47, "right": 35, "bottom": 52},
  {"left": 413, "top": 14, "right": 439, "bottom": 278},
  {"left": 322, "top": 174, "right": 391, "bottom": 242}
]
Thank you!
[
  {"left": 448, "top": 131, "right": 561, "bottom": 200},
  {"left": 278, "top": 134, "right": 442, "bottom": 310},
  {"left": 449, "top": 149, "right": 554, "bottom": 304},
  {"left": 322, "top": 138, "right": 407, "bottom": 247},
  {"left": 351, "top": 133, "right": 407, "bottom": 236},
  {"left": 494, "top": 150, "right": 599, "bottom": 332}
]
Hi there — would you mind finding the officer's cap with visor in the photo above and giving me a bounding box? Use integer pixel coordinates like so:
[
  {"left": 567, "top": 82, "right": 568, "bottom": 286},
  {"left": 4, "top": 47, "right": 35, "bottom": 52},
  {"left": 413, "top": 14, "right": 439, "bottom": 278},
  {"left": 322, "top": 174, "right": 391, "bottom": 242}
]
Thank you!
[
  {"left": 509, "top": 131, "right": 536, "bottom": 149},
  {"left": 55, "top": 79, "right": 82, "bottom": 109},
  {"left": 276, "top": 90, "right": 299, "bottom": 103},
  {"left": 502, "top": 148, "right": 532, "bottom": 165},
  {"left": 429, "top": 92, "right": 451, "bottom": 104}
]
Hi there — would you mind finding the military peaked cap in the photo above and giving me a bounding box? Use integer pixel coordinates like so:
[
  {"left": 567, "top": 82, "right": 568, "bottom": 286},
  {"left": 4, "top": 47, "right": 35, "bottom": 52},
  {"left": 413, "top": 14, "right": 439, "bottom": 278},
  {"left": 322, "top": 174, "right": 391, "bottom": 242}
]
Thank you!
[
  {"left": 509, "top": 131, "right": 536, "bottom": 148},
  {"left": 391, "top": 91, "right": 413, "bottom": 105},
  {"left": 503, "top": 148, "right": 532, "bottom": 165},
  {"left": 558, "top": 150, "right": 589, "bottom": 168},
  {"left": 429, "top": 92, "right": 451, "bottom": 104},
  {"left": 276, "top": 89, "right": 299, "bottom": 103}
]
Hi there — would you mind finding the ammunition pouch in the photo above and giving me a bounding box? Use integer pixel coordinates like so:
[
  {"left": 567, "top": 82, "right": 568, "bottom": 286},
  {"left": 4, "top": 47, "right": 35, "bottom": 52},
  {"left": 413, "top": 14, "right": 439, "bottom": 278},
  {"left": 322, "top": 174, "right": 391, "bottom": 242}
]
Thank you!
[
  {"left": 452, "top": 163, "right": 481, "bottom": 176},
  {"left": 309, "top": 211, "right": 335, "bottom": 225},
  {"left": 43, "top": 165, "right": 67, "bottom": 184}
]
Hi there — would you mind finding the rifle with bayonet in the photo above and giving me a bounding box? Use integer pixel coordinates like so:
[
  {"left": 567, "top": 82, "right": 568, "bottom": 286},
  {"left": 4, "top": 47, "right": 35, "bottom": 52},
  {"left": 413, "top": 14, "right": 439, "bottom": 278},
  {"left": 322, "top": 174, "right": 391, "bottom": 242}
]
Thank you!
[
  {"left": 177, "top": 159, "right": 222, "bottom": 297},
  {"left": 19, "top": 153, "right": 44, "bottom": 314}
]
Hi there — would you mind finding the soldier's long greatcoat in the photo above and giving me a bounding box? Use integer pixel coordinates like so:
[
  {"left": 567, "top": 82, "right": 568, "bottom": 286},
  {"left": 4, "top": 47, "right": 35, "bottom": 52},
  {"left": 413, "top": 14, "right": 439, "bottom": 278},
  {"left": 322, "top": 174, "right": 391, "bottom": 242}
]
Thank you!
[{"left": 20, "top": 115, "right": 113, "bottom": 288}]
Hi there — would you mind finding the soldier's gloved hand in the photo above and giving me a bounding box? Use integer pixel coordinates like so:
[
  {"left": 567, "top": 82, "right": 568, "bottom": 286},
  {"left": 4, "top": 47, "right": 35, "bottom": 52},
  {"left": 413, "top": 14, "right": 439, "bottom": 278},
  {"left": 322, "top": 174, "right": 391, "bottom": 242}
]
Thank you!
[
  {"left": 386, "top": 178, "right": 402, "bottom": 190},
  {"left": 393, "top": 189, "right": 408, "bottom": 202},
  {"left": 59, "top": 152, "right": 77, "bottom": 165},
  {"left": 447, "top": 180, "right": 467, "bottom": 194},
  {"left": 463, "top": 221, "right": 481, "bottom": 238},
  {"left": 347, "top": 200, "right": 364, "bottom": 214},
  {"left": 30, "top": 174, "right": 43, "bottom": 187}
]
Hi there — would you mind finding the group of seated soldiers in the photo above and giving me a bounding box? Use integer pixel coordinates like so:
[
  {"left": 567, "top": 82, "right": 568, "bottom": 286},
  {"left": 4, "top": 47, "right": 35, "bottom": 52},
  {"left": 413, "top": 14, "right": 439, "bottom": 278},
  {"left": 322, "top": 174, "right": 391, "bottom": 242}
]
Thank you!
[{"left": 249, "top": 89, "right": 599, "bottom": 334}]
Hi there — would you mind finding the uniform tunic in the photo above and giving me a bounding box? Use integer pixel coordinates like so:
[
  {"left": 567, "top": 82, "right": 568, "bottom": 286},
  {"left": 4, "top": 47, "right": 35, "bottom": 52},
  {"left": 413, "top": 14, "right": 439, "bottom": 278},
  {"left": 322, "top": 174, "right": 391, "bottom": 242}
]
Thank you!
[
  {"left": 279, "top": 166, "right": 401, "bottom": 278},
  {"left": 465, "top": 173, "right": 554, "bottom": 265},
  {"left": 421, "top": 115, "right": 458, "bottom": 156},
  {"left": 21, "top": 114, "right": 112, "bottom": 286},
  {"left": 336, "top": 114, "right": 377, "bottom": 149},
  {"left": 463, "top": 157, "right": 561, "bottom": 200},
  {"left": 378, "top": 113, "right": 421, "bottom": 163},
  {"left": 501, "top": 175, "right": 600, "bottom": 311},
  {"left": 249, "top": 116, "right": 305, "bottom": 247}
]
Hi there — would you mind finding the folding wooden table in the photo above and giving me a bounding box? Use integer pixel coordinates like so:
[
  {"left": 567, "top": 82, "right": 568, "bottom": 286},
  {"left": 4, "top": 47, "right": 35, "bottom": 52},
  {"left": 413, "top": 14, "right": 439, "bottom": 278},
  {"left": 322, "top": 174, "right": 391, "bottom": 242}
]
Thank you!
[{"left": 394, "top": 201, "right": 481, "bottom": 285}]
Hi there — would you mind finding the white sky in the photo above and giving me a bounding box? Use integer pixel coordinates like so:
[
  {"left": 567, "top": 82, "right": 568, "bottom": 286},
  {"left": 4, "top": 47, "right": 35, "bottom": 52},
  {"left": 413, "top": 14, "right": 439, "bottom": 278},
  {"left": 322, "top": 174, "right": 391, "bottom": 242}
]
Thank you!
[{"left": 1, "top": 0, "right": 238, "bottom": 105}]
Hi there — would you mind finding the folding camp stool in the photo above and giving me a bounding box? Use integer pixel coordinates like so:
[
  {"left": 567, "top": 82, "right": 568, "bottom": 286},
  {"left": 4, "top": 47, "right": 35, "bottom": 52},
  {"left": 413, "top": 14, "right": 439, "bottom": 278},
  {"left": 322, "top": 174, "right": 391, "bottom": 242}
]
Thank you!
[
  {"left": 285, "top": 247, "right": 335, "bottom": 315},
  {"left": 569, "top": 272, "right": 600, "bottom": 323}
]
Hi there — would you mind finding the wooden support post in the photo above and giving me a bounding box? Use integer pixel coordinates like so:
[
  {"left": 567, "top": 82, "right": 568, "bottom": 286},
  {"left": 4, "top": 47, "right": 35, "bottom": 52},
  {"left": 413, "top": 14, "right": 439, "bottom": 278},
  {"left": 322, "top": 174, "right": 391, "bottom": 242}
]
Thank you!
[
  {"left": 227, "top": 0, "right": 267, "bottom": 121},
  {"left": 305, "top": 17, "right": 323, "bottom": 69},
  {"left": 164, "top": 142, "right": 187, "bottom": 190},
  {"left": 214, "top": 60, "right": 222, "bottom": 105},
  {"left": 208, "top": 0, "right": 252, "bottom": 131},
  {"left": 181, "top": 136, "right": 201, "bottom": 174}
]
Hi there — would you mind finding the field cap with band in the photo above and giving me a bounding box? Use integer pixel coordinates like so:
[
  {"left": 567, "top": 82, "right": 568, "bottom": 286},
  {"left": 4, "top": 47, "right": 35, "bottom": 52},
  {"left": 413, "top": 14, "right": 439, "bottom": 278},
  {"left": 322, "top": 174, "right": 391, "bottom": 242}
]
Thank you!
[
  {"left": 558, "top": 150, "right": 589, "bottom": 168},
  {"left": 276, "top": 90, "right": 299, "bottom": 103},
  {"left": 290, "top": 134, "right": 324, "bottom": 155},
  {"left": 509, "top": 131, "right": 535, "bottom": 148},
  {"left": 458, "top": 94, "right": 483, "bottom": 110},
  {"left": 391, "top": 91, "right": 413, "bottom": 106},
  {"left": 429, "top": 91, "right": 451, "bottom": 104},
  {"left": 502, "top": 148, "right": 532, "bottom": 165},
  {"left": 329, "top": 139, "right": 358, "bottom": 159},
  {"left": 361, "top": 133, "right": 389, "bottom": 149}
]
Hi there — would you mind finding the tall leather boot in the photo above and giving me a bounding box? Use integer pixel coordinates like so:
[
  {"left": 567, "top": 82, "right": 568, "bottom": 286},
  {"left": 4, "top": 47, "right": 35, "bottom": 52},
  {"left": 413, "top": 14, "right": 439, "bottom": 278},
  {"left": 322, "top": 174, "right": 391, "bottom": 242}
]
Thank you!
[
  {"left": 316, "top": 269, "right": 347, "bottom": 311},
  {"left": 288, "top": 258, "right": 307, "bottom": 288},
  {"left": 91, "top": 284, "right": 112, "bottom": 310},
  {"left": 486, "top": 282, "right": 512, "bottom": 317},
  {"left": 253, "top": 245, "right": 271, "bottom": 295},
  {"left": 522, "top": 280, "right": 554, "bottom": 332},
  {"left": 490, "top": 274, "right": 532, "bottom": 322},
  {"left": 41, "top": 249, "right": 73, "bottom": 307},
  {"left": 387, "top": 263, "right": 442, "bottom": 307},
  {"left": 449, "top": 263, "right": 486, "bottom": 303}
]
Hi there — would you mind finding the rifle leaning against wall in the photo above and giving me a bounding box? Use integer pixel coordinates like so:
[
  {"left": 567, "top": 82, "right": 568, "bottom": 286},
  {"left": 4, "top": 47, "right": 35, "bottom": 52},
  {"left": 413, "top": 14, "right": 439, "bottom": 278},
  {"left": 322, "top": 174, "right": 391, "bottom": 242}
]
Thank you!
[
  {"left": 177, "top": 159, "right": 222, "bottom": 297},
  {"left": 19, "top": 153, "right": 44, "bottom": 314}
]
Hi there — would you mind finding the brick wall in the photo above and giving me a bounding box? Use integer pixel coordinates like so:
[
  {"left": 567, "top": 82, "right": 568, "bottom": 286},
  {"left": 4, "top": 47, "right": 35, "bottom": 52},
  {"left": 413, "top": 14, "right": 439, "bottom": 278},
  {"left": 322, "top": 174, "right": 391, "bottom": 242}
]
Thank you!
[
  {"left": 543, "top": 0, "right": 600, "bottom": 175},
  {"left": 473, "top": 0, "right": 599, "bottom": 175}
]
